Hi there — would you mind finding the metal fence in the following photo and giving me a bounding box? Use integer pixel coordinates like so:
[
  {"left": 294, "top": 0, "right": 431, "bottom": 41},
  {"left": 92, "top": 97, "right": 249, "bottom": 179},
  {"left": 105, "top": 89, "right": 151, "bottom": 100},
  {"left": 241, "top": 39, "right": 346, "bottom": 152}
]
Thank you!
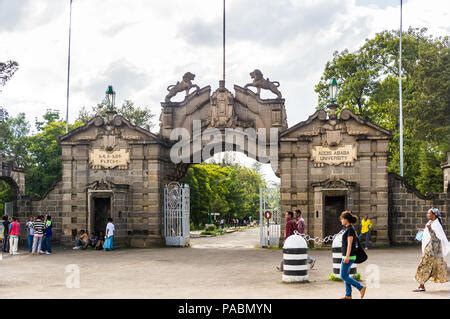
[
  {"left": 259, "top": 186, "right": 281, "bottom": 248},
  {"left": 163, "top": 182, "right": 190, "bottom": 247}
]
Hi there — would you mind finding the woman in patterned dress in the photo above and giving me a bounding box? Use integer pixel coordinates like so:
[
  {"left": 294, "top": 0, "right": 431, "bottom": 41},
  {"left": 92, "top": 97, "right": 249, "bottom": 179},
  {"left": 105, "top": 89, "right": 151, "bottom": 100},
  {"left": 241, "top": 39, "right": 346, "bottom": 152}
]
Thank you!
[{"left": 414, "top": 208, "right": 449, "bottom": 292}]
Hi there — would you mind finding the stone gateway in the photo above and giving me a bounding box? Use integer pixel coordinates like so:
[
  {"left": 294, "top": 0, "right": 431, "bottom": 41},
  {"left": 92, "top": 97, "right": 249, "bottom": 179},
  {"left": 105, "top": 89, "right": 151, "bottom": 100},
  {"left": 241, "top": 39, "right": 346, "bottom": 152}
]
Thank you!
[{"left": 2, "top": 72, "right": 449, "bottom": 247}]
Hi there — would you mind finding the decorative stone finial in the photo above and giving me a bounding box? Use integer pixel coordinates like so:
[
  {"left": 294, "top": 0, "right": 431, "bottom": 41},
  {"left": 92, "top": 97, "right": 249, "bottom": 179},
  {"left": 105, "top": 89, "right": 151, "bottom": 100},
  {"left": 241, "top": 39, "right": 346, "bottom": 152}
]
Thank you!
[
  {"left": 244, "top": 69, "right": 282, "bottom": 99},
  {"left": 165, "top": 72, "right": 200, "bottom": 103}
]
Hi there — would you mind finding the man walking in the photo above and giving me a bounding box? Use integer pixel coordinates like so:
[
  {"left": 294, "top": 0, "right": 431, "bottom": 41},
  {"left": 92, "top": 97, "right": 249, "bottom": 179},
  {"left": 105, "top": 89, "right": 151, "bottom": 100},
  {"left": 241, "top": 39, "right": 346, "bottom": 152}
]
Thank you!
[{"left": 295, "top": 209, "right": 315, "bottom": 269}]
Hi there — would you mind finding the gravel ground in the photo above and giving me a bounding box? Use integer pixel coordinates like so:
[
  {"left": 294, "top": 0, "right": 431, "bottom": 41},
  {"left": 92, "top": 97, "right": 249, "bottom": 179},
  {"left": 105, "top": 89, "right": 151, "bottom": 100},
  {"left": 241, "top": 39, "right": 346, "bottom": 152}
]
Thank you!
[{"left": 1, "top": 227, "right": 449, "bottom": 299}]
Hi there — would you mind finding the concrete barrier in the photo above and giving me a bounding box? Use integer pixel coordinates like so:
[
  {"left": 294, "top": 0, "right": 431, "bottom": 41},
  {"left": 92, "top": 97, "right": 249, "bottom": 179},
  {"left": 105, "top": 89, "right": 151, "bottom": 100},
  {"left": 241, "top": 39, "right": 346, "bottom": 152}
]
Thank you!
[
  {"left": 332, "top": 233, "right": 357, "bottom": 279},
  {"left": 282, "top": 234, "right": 309, "bottom": 282}
]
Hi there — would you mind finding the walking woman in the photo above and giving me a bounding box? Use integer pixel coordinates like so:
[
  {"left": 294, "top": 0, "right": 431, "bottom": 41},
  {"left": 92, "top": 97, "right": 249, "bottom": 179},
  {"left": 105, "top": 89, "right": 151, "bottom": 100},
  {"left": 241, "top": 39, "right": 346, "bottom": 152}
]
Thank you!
[
  {"left": 339, "top": 211, "right": 367, "bottom": 299},
  {"left": 414, "top": 208, "right": 449, "bottom": 292}
]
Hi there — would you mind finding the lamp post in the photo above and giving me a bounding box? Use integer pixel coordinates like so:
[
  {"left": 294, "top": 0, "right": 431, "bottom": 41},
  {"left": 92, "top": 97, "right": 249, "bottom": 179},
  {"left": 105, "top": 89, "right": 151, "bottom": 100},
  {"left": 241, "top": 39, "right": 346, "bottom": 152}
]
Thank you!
[
  {"left": 105, "top": 85, "right": 116, "bottom": 112},
  {"left": 327, "top": 77, "right": 339, "bottom": 119},
  {"left": 329, "top": 77, "right": 338, "bottom": 104}
]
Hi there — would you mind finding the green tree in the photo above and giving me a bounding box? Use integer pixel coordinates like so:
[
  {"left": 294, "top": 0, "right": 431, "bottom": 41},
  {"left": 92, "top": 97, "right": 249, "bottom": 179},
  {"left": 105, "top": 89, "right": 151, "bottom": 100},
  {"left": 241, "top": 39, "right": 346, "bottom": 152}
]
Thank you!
[
  {"left": 0, "top": 60, "right": 19, "bottom": 86},
  {"left": 0, "top": 110, "right": 30, "bottom": 168},
  {"left": 78, "top": 100, "right": 156, "bottom": 129},
  {"left": 315, "top": 28, "right": 450, "bottom": 194},
  {"left": 25, "top": 110, "right": 83, "bottom": 197},
  {"left": 183, "top": 163, "right": 265, "bottom": 227}
]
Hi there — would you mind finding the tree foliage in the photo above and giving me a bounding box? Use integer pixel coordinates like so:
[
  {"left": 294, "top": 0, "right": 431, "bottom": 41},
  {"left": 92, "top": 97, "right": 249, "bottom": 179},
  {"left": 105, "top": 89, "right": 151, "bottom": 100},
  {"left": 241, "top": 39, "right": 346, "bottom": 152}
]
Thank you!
[
  {"left": 0, "top": 60, "right": 19, "bottom": 86},
  {"left": 78, "top": 100, "right": 156, "bottom": 129},
  {"left": 315, "top": 28, "right": 450, "bottom": 194},
  {"left": 183, "top": 163, "right": 265, "bottom": 226},
  {"left": 0, "top": 108, "right": 83, "bottom": 198}
]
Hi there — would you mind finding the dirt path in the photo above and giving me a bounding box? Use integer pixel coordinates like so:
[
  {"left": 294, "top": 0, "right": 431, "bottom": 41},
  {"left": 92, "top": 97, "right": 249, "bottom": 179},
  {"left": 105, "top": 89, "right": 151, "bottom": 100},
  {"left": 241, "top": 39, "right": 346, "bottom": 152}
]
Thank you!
[{"left": 1, "top": 228, "right": 449, "bottom": 299}]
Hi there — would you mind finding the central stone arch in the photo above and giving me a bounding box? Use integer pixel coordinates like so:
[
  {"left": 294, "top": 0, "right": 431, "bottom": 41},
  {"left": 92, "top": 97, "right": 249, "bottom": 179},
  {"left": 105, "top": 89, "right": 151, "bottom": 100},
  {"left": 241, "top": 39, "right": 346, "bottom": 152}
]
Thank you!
[{"left": 159, "top": 78, "right": 288, "bottom": 180}]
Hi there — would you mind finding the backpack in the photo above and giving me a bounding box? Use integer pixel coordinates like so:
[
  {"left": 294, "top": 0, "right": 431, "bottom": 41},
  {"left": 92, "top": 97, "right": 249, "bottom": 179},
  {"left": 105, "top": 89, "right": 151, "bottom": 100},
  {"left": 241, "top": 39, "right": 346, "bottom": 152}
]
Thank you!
[{"left": 354, "top": 233, "right": 368, "bottom": 264}]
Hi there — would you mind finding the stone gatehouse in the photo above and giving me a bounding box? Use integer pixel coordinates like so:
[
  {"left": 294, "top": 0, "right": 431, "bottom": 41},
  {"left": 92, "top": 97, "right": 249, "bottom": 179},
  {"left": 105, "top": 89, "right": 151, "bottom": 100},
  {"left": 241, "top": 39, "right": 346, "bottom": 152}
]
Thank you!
[{"left": 2, "top": 72, "right": 449, "bottom": 247}]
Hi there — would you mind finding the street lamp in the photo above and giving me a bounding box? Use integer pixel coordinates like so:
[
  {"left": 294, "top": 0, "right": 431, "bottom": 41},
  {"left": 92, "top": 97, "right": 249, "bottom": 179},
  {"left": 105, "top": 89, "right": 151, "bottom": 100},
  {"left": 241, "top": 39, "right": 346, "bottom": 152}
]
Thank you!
[
  {"left": 328, "top": 77, "right": 338, "bottom": 104},
  {"left": 327, "top": 77, "right": 339, "bottom": 120},
  {"left": 105, "top": 85, "right": 116, "bottom": 112}
]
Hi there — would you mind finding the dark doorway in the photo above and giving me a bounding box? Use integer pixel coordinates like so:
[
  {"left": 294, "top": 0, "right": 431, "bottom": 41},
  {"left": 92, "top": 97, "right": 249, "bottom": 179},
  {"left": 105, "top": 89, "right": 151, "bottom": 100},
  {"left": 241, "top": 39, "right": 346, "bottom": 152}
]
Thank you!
[
  {"left": 93, "top": 197, "right": 111, "bottom": 234},
  {"left": 323, "top": 195, "right": 346, "bottom": 237}
]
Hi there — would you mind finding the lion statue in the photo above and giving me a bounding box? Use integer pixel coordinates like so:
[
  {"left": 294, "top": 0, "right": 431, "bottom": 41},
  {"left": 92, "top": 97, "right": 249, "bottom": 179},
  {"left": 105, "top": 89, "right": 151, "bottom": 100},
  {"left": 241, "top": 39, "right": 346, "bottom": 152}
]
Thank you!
[
  {"left": 165, "top": 72, "right": 200, "bottom": 102},
  {"left": 244, "top": 69, "right": 282, "bottom": 99}
]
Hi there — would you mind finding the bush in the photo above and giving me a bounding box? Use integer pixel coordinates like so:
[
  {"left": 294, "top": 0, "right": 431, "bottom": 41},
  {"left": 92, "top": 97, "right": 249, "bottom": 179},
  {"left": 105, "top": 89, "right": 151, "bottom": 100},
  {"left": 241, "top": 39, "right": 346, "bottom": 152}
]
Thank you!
[
  {"left": 328, "top": 272, "right": 362, "bottom": 282},
  {"left": 205, "top": 224, "right": 217, "bottom": 232}
]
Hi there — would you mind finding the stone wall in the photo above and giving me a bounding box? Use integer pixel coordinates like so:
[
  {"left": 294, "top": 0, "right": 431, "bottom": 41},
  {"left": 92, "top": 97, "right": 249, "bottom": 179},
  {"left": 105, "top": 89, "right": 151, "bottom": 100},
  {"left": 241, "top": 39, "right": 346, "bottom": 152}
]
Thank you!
[
  {"left": 279, "top": 109, "right": 391, "bottom": 245},
  {"left": 388, "top": 173, "right": 449, "bottom": 245}
]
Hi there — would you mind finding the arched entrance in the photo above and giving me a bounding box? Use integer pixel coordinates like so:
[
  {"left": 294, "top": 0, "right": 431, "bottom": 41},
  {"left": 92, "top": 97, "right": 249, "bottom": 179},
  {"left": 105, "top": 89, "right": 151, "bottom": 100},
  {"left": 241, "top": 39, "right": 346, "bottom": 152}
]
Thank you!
[
  {"left": 160, "top": 75, "right": 286, "bottom": 247},
  {"left": 0, "top": 156, "right": 24, "bottom": 216}
]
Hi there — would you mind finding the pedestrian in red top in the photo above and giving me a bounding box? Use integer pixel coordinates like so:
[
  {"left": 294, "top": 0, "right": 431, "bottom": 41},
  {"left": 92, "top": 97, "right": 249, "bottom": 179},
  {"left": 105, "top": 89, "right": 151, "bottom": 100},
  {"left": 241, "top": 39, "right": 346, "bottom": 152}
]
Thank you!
[
  {"left": 277, "top": 211, "right": 296, "bottom": 271},
  {"left": 285, "top": 211, "right": 296, "bottom": 238},
  {"left": 9, "top": 217, "right": 20, "bottom": 255}
]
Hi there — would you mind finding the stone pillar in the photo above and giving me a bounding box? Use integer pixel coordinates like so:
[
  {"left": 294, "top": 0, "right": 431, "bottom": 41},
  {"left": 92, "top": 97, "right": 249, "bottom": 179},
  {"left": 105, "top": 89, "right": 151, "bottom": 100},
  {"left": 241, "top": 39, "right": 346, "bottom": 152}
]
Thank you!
[
  {"left": 311, "top": 187, "right": 323, "bottom": 240},
  {"left": 61, "top": 158, "right": 74, "bottom": 245}
]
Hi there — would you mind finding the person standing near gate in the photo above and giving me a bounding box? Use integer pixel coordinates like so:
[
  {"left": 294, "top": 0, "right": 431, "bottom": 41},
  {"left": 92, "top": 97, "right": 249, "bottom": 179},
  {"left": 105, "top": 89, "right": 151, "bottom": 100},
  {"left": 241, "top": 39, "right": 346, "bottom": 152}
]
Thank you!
[
  {"left": 42, "top": 215, "right": 53, "bottom": 255},
  {"left": 31, "top": 215, "right": 46, "bottom": 255},
  {"left": 8, "top": 217, "right": 20, "bottom": 255},
  {"left": 295, "top": 210, "right": 315, "bottom": 269},
  {"left": 2, "top": 215, "right": 10, "bottom": 253},
  {"left": 359, "top": 215, "right": 372, "bottom": 250},
  {"left": 26, "top": 216, "right": 35, "bottom": 253},
  {"left": 276, "top": 211, "right": 296, "bottom": 271},
  {"left": 104, "top": 217, "right": 115, "bottom": 251}
]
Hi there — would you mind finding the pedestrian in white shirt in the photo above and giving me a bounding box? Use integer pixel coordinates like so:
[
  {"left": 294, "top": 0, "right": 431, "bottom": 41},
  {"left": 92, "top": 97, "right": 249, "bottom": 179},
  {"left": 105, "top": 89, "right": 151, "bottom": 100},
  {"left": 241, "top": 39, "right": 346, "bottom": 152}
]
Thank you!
[{"left": 104, "top": 218, "right": 115, "bottom": 251}]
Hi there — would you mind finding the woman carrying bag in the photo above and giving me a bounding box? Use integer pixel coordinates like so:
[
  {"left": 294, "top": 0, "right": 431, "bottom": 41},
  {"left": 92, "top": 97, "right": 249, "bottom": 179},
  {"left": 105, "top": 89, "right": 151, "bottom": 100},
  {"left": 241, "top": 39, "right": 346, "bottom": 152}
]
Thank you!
[
  {"left": 339, "top": 211, "right": 367, "bottom": 299},
  {"left": 414, "top": 208, "right": 449, "bottom": 292}
]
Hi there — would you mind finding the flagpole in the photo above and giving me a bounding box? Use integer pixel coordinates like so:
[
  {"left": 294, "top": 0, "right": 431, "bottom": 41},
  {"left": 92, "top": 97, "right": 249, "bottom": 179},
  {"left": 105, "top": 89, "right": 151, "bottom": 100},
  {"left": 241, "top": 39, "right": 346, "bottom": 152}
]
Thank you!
[
  {"left": 65, "top": 0, "right": 73, "bottom": 133},
  {"left": 222, "top": 0, "right": 226, "bottom": 83},
  {"left": 399, "top": 0, "right": 404, "bottom": 177}
]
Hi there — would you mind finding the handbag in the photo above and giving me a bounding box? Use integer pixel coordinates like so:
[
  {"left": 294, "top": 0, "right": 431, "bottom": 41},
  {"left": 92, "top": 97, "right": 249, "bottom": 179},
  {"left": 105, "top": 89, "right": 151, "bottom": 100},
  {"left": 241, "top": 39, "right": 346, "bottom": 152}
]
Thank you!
[
  {"left": 415, "top": 230, "right": 424, "bottom": 241},
  {"left": 354, "top": 233, "right": 368, "bottom": 264}
]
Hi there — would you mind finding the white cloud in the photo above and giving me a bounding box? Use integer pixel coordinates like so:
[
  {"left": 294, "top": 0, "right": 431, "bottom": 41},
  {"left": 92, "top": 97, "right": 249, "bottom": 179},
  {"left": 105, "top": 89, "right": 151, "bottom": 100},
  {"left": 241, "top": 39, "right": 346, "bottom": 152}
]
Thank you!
[{"left": 0, "top": 0, "right": 449, "bottom": 133}]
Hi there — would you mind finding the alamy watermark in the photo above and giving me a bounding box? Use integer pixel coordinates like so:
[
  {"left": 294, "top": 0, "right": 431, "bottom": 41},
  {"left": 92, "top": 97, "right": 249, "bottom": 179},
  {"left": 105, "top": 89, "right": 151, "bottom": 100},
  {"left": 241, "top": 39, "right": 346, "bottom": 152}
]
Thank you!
[{"left": 65, "top": 264, "right": 80, "bottom": 288}]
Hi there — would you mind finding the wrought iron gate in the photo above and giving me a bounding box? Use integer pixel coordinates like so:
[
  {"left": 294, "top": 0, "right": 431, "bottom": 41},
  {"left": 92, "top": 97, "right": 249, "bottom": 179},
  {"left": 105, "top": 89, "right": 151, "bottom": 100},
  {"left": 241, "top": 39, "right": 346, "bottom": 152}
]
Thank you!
[
  {"left": 259, "top": 186, "right": 282, "bottom": 248},
  {"left": 163, "top": 182, "right": 190, "bottom": 247}
]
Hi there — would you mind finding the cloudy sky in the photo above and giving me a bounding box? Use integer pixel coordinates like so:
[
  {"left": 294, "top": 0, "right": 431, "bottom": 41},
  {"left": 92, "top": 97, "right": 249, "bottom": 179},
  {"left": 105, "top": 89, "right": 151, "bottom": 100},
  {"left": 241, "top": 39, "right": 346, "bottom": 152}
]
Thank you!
[{"left": 0, "top": 0, "right": 449, "bottom": 181}]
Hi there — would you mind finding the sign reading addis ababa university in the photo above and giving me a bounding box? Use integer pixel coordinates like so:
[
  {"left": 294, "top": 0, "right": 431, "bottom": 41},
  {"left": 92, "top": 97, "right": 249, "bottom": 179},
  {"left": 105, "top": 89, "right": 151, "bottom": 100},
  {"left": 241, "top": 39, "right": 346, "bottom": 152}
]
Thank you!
[
  {"left": 311, "top": 144, "right": 357, "bottom": 166},
  {"left": 89, "top": 149, "right": 130, "bottom": 169}
]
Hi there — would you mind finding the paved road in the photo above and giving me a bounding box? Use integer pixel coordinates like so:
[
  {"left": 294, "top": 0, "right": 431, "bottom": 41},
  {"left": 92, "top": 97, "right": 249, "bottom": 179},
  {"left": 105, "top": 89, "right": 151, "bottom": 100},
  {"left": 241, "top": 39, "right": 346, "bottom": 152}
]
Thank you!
[
  {"left": 190, "top": 227, "right": 260, "bottom": 249},
  {"left": 1, "top": 228, "right": 449, "bottom": 299}
]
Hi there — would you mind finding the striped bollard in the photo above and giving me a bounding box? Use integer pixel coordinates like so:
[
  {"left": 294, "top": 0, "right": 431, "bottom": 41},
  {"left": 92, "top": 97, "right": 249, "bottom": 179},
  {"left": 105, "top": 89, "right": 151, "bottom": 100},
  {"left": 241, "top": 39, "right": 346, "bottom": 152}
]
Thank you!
[
  {"left": 332, "top": 233, "right": 357, "bottom": 279},
  {"left": 282, "top": 234, "right": 308, "bottom": 282}
]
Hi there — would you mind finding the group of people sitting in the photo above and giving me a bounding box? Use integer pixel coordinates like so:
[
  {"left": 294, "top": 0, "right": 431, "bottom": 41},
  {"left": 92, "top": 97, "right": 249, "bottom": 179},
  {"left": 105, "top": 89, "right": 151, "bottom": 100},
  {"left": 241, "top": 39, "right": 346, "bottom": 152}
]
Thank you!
[
  {"left": 73, "top": 217, "right": 115, "bottom": 251},
  {"left": 73, "top": 230, "right": 104, "bottom": 250}
]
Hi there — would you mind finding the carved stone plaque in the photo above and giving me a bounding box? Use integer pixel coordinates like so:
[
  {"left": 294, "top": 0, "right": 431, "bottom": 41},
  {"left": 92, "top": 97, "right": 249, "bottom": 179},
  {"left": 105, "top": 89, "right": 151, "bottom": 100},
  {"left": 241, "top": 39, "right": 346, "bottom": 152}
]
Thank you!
[
  {"left": 89, "top": 149, "right": 130, "bottom": 169},
  {"left": 311, "top": 144, "right": 357, "bottom": 166}
]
